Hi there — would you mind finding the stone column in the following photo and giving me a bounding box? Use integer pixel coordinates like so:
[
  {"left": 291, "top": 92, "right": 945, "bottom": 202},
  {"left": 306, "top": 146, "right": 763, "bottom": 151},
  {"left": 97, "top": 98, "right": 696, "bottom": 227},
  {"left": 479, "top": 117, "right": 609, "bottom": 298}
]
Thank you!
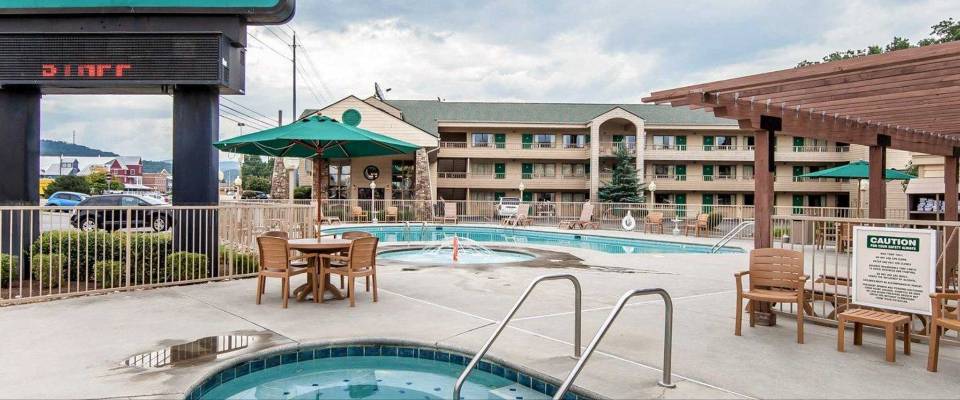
[
  {"left": 270, "top": 158, "right": 289, "bottom": 199},
  {"left": 589, "top": 123, "right": 601, "bottom": 200},
  {"left": 414, "top": 148, "right": 434, "bottom": 219}
]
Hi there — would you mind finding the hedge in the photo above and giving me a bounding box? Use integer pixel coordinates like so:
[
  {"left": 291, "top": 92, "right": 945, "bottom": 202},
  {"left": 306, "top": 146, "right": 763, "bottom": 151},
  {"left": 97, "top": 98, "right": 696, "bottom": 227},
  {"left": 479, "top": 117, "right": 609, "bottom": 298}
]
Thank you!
[
  {"left": 123, "top": 233, "right": 173, "bottom": 283},
  {"left": 93, "top": 261, "right": 125, "bottom": 288},
  {"left": 165, "top": 252, "right": 209, "bottom": 281},
  {"left": 0, "top": 254, "right": 17, "bottom": 286},
  {"left": 31, "top": 230, "right": 121, "bottom": 280},
  {"left": 31, "top": 253, "right": 66, "bottom": 289},
  {"left": 219, "top": 245, "right": 259, "bottom": 275}
]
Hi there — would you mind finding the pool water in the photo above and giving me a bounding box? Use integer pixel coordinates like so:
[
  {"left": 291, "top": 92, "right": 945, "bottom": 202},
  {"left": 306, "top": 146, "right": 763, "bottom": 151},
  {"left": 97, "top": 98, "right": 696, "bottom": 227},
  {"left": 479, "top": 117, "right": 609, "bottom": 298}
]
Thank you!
[
  {"left": 201, "top": 356, "right": 550, "bottom": 400},
  {"left": 325, "top": 226, "right": 741, "bottom": 254},
  {"left": 379, "top": 249, "right": 536, "bottom": 265}
]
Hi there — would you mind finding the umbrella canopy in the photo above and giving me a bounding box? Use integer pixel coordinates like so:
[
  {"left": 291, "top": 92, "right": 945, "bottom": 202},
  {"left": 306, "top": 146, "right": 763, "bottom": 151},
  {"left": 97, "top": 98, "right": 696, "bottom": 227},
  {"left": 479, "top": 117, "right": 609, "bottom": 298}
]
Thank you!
[
  {"left": 798, "top": 160, "right": 915, "bottom": 180},
  {"left": 214, "top": 115, "right": 420, "bottom": 158}
]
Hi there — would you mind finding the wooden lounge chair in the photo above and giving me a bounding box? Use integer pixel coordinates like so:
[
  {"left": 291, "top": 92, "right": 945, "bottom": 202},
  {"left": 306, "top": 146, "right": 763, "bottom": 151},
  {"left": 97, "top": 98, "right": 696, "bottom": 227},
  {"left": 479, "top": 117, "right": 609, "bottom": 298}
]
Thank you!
[
  {"left": 644, "top": 211, "right": 665, "bottom": 234},
  {"left": 433, "top": 203, "right": 458, "bottom": 224},
  {"left": 502, "top": 204, "right": 531, "bottom": 226},
  {"left": 350, "top": 206, "right": 368, "bottom": 223},
  {"left": 927, "top": 293, "right": 960, "bottom": 371},
  {"left": 684, "top": 213, "right": 710, "bottom": 237},
  {"left": 256, "top": 236, "right": 318, "bottom": 308},
  {"left": 384, "top": 206, "right": 399, "bottom": 222},
  {"left": 559, "top": 202, "right": 595, "bottom": 229},
  {"left": 734, "top": 248, "right": 809, "bottom": 343},
  {"left": 319, "top": 236, "right": 379, "bottom": 307}
]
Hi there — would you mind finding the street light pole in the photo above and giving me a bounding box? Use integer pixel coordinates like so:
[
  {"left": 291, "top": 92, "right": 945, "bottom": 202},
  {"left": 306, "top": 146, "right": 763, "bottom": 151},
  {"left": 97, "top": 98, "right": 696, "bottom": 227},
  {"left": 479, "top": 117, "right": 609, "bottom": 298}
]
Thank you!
[{"left": 370, "top": 180, "right": 378, "bottom": 223}]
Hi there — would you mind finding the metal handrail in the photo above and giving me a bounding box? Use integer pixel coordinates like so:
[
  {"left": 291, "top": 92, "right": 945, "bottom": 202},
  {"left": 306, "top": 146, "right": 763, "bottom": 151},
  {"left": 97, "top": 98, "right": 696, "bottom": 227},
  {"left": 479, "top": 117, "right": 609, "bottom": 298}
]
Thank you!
[
  {"left": 452, "top": 274, "right": 582, "bottom": 400},
  {"left": 710, "top": 221, "right": 754, "bottom": 253},
  {"left": 554, "top": 288, "right": 675, "bottom": 400}
]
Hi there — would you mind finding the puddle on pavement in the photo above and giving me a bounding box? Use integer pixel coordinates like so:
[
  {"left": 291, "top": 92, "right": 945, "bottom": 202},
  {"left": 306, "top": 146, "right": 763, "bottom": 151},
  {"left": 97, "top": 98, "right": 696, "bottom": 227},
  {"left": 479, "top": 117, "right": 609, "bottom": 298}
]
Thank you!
[{"left": 124, "top": 334, "right": 265, "bottom": 369}]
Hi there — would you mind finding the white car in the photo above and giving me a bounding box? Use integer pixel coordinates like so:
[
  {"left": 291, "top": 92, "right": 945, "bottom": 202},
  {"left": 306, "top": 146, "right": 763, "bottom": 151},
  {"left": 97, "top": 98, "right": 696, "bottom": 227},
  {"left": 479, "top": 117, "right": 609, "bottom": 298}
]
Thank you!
[{"left": 496, "top": 197, "right": 521, "bottom": 217}]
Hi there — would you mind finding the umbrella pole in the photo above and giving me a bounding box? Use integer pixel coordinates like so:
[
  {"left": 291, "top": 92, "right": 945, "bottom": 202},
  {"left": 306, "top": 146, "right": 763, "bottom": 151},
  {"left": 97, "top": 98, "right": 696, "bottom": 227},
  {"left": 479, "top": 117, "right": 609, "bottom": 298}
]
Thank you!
[{"left": 314, "top": 157, "right": 325, "bottom": 237}]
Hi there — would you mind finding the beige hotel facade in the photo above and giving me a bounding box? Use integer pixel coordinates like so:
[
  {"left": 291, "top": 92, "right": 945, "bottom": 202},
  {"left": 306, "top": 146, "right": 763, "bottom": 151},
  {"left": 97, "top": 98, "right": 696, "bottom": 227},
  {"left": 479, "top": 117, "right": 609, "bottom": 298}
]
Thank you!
[{"left": 299, "top": 95, "right": 911, "bottom": 210}]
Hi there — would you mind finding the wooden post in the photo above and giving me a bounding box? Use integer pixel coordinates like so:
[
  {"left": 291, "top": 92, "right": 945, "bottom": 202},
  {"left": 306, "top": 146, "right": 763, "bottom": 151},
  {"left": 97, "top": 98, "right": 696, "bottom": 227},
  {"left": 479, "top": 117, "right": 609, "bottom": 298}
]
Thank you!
[
  {"left": 868, "top": 143, "right": 887, "bottom": 219},
  {"left": 945, "top": 155, "right": 958, "bottom": 276},
  {"left": 753, "top": 116, "right": 779, "bottom": 326}
]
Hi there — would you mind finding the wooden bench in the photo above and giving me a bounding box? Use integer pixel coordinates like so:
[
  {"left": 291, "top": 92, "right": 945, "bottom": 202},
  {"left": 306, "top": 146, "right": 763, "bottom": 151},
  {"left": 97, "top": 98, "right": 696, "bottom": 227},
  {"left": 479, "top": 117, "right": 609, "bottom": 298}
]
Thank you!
[{"left": 837, "top": 308, "right": 911, "bottom": 362}]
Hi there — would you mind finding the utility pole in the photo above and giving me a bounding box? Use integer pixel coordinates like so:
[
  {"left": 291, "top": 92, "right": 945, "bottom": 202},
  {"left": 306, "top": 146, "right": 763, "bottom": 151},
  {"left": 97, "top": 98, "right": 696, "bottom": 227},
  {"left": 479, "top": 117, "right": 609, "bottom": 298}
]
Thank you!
[{"left": 291, "top": 31, "right": 297, "bottom": 120}]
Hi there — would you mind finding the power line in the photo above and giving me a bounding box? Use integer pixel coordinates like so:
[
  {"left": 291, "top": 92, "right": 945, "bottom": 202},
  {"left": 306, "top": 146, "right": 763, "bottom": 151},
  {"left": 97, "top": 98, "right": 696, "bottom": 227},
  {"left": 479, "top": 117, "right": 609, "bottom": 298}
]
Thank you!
[
  {"left": 294, "top": 63, "right": 326, "bottom": 105},
  {"left": 264, "top": 26, "right": 292, "bottom": 43},
  {"left": 296, "top": 43, "right": 335, "bottom": 101},
  {"left": 221, "top": 97, "right": 276, "bottom": 122},
  {"left": 219, "top": 106, "right": 274, "bottom": 130},
  {"left": 248, "top": 33, "right": 292, "bottom": 61},
  {"left": 219, "top": 103, "right": 274, "bottom": 127}
]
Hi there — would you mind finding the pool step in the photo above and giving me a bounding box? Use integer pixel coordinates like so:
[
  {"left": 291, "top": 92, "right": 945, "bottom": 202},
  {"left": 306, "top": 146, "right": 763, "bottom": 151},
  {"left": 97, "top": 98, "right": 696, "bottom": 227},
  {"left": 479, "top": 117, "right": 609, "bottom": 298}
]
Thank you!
[{"left": 488, "top": 384, "right": 550, "bottom": 400}]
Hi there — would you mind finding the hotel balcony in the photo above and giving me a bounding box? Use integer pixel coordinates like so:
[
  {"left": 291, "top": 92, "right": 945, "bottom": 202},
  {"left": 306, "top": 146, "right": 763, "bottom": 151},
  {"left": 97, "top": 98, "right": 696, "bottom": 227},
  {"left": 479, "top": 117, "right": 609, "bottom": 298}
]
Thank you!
[
  {"left": 436, "top": 171, "right": 589, "bottom": 190},
  {"left": 599, "top": 142, "right": 637, "bottom": 157},
  {"left": 437, "top": 141, "right": 589, "bottom": 159},
  {"left": 520, "top": 173, "right": 590, "bottom": 190},
  {"left": 606, "top": 174, "right": 857, "bottom": 193},
  {"left": 643, "top": 144, "right": 854, "bottom": 162}
]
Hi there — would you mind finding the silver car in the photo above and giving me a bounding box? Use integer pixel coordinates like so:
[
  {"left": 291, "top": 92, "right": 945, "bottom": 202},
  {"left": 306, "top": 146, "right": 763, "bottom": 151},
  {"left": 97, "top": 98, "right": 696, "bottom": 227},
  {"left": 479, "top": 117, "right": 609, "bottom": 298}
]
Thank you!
[{"left": 496, "top": 197, "right": 521, "bottom": 217}]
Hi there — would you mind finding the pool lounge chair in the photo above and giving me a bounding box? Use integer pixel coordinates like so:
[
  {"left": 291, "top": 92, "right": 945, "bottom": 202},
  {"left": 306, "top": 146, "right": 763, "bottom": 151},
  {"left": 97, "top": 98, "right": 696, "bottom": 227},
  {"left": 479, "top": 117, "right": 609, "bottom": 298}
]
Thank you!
[
  {"left": 433, "top": 203, "right": 458, "bottom": 224},
  {"left": 559, "top": 202, "right": 597, "bottom": 229},
  {"left": 502, "top": 204, "right": 531, "bottom": 226},
  {"left": 734, "top": 248, "right": 809, "bottom": 343},
  {"left": 644, "top": 211, "right": 665, "bottom": 234}
]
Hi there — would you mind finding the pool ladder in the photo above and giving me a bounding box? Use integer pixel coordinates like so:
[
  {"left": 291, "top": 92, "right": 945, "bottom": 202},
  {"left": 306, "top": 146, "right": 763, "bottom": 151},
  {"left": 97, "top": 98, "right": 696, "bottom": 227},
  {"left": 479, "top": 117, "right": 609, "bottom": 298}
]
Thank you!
[
  {"left": 451, "top": 275, "right": 675, "bottom": 400},
  {"left": 710, "top": 220, "right": 754, "bottom": 253}
]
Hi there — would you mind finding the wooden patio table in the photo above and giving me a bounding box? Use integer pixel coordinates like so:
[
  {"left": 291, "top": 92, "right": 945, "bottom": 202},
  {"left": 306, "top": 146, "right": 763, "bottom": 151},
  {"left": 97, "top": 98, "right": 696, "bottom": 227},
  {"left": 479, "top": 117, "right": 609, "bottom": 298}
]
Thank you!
[
  {"left": 287, "top": 238, "right": 353, "bottom": 302},
  {"left": 837, "top": 308, "right": 911, "bottom": 362}
]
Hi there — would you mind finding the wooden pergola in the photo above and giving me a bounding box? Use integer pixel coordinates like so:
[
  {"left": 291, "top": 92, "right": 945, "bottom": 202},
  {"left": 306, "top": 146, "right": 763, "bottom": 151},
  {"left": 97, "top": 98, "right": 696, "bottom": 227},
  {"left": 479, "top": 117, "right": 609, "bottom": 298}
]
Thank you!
[{"left": 644, "top": 40, "right": 960, "bottom": 249}]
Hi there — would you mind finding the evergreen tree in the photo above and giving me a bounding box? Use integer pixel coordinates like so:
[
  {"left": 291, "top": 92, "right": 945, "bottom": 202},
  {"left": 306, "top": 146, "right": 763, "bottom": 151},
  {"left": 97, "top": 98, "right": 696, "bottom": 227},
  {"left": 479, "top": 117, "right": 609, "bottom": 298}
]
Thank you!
[{"left": 598, "top": 147, "right": 643, "bottom": 203}]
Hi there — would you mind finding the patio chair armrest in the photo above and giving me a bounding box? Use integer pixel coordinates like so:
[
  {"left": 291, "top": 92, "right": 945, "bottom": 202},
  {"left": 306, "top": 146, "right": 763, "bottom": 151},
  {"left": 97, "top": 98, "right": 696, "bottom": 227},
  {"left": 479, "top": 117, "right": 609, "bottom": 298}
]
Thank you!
[
  {"left": 734, "top": 270, "right": 750, "bottom": 278},
  {"left": 734, "top": 270, "right": 749, "bottom": 292},
  {"left": 798, "top": 275, "right": 810, "bottom": 282},
  {"left": 318, "top": 254, "right": 349, "bottom": 262}
]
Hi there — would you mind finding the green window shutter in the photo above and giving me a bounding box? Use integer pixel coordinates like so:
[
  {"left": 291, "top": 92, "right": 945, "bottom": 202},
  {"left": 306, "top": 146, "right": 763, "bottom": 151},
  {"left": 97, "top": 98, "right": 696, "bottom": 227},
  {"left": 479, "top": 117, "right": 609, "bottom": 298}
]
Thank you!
[
  {"left": 584, "top": 163, "right": 590, "bottom": 174},
  {"left": 675, "top": 135, "right": 687, "bottom": 150},
  {"left": 675, "top": 193, "right": 686, "bottom": 217},
  {"left": 702, "top": 194, "right": 713, "bottom": 213},
  {"left": 585, "top": 134, "right": 591, "bottom": 143},
  {"left": 703, "top": 136, "right": 714, "bottom": 151},
  {"left": 675, "top": 165, "right": 686, "bottom": 181},
  {"left": 494, "top": 192, "right": 505, "bottom": 201},
  {"left": 521, "top": 134, "right": 533, "bottom": 149},
  {"left": 703, "top": 165, "right": 714, "bottom": 181},
  {"left": 494, "top": 163, "right": 505, "bottom": 178},
  {"left": 793, "top": 166, "right": 804, "bottom": 181},
  {"left": 521, "top": 163, "right": 533, "bottom": 178},
  {"left": 522, "top": 192, "right": 533, "bottom": 202},
  {"left": 792, "top": 194, "right": 804, "bottom": 214},
  {"left": 494, "top": 134, "right": 506, "bottom": 148},
  {"left": 793, "top": 137, "right": 804, "bottom": 152}
]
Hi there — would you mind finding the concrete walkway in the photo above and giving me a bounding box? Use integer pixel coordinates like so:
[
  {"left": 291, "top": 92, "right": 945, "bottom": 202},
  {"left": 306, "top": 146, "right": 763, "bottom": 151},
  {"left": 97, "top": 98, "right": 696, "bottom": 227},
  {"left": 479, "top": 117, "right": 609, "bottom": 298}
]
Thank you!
[{"left": 1, "top": 243, "right": 959, "bottom": 399}]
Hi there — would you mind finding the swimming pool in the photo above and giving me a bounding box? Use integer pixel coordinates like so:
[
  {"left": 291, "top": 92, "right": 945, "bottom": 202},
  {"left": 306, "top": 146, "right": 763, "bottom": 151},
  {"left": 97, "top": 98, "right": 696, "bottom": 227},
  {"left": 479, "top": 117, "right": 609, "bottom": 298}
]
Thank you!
[
  {"left": 324, "top": 226, "right": 741, "bottom": 254},
  {"left": 191, "top": 344, "right": 588, "bottom": 400}
]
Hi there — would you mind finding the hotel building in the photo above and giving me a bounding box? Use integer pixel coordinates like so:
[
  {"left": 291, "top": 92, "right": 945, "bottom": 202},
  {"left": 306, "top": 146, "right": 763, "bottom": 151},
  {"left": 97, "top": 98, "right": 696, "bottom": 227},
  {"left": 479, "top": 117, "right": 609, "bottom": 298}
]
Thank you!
[{"left": 300, "top": 95, "right": 911, "bottom": 211}]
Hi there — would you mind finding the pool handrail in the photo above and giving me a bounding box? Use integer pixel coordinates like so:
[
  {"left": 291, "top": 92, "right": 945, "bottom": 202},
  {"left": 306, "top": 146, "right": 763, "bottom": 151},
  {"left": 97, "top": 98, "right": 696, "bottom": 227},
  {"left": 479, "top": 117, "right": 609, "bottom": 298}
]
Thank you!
[
  {"left": 553, "top": 288, "right": 675, "bottom": 400},
  {"left": 452, "top": 274, "right": 582, "bottom": 400},
  {"left": 710, "top": 220, "right": 753, "bottom": 253}
]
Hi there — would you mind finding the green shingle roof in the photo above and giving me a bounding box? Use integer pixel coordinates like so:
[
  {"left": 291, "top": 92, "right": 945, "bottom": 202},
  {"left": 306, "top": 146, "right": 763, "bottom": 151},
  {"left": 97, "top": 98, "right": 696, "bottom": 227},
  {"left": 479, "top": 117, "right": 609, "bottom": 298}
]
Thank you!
[{"left": 382, "top": 100, "right": 737, "bottom": 135}]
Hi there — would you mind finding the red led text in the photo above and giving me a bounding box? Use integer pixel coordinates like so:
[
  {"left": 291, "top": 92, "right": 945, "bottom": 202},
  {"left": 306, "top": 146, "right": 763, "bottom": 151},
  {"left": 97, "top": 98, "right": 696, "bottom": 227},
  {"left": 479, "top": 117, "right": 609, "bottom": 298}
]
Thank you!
[{"left": 41, "top": 64, "right": 132, "bottom": 78}]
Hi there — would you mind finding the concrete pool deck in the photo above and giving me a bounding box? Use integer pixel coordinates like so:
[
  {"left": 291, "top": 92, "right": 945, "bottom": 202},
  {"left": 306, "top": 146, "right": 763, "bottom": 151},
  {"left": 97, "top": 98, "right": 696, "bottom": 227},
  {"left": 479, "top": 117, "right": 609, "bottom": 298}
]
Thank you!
[{"left": 1, "top": 229, "right": 959, "bottom": 399}]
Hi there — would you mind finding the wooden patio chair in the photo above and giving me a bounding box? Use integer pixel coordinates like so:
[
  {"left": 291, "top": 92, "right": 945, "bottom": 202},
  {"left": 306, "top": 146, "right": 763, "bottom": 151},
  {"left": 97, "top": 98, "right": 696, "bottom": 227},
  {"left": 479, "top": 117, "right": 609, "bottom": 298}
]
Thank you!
[
  {"left": 837, "top": 222, "right": 853, "bottom": 252},
  {"left": 644, "top": 212, "right": 665, "bottom": 234},
  {"left": 927, "top": 293, "right": 960, "bottom": 372},
  {"left": 350, "top": 206, "right": 368, "bottom": 222},
  {"left": 335, "top": 231, "right": 373, "bottom": 290},
  {"left": 433, "top": 203, "right": 458, "bottom": 224},
  {"left": 319, "top": 236, "right": 380, "bottom": 307},
  {"left": 734, "top": 248, "right": 809, "bottom": 343},
  {"left": 559, "top": 202, "right": 596, "bottom": 229},
  {"left": 502, "top": 204, "right": 531, "bottom": 226},
  {"left": 683, "top": 213, "right": 710, "bottom": 237},
  {"left": 384, "top": 206, "right": 399, "bottom": 222},
  {"left": 255, "top": 236, "right": 318, "bottom": 308}
]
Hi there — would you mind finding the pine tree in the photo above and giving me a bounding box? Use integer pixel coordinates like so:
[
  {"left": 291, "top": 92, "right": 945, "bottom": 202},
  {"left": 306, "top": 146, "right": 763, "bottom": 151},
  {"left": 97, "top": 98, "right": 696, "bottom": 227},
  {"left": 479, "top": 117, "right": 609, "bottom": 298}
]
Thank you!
[{"left": 598, "top": 147, "right": 643, "bottom": 203}]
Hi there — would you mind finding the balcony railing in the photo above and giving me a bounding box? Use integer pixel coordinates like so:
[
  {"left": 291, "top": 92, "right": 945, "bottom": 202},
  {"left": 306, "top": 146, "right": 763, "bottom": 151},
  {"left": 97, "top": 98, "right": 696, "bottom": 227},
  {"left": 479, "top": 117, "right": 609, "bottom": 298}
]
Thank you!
[
  {"left": 438, "top": 141, "right": 586, "bottom": 150},
  {"left": 645, "top": 174, "right": 750, "bottom": 182},
  {"left": 437, "top": 172, "right": 468, "bottom": 179}
]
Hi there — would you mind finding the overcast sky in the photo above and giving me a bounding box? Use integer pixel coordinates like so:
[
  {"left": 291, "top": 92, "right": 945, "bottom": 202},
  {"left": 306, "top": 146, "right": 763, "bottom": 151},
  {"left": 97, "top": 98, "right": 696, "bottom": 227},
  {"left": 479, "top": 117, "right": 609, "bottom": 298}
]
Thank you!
[{"left": 39, "top": 0, "right": 960, "bottom": 160}]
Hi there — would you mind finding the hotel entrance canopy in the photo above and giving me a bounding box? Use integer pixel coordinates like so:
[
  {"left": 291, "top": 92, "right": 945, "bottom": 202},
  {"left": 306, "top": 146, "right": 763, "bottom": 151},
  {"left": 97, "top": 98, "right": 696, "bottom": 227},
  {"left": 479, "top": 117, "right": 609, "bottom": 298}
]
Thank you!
[{"left": 643, "top": 41, "right": 960, "bottom": 247}]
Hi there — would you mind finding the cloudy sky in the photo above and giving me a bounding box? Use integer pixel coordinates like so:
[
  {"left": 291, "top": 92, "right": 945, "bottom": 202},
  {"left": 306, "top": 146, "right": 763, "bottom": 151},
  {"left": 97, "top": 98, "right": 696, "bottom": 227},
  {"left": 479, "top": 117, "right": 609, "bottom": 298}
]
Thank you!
[{"left": 40, "top": 0, "right": 960, "bottom": 160}]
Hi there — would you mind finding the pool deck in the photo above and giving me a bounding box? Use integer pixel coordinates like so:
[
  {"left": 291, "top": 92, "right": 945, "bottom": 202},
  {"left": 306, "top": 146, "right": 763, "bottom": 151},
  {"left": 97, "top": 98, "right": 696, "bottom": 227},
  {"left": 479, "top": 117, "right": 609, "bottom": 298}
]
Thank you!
[{"left": 2, "top": 225, "right": 960, "bottom": 399}]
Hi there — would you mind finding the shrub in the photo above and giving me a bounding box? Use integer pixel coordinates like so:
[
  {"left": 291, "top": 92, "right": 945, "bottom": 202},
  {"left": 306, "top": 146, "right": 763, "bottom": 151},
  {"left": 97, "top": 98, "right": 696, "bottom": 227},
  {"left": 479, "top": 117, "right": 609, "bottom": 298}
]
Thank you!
[
  {"left": 0, "top": 254, "right": 18, "bottom": 286},
  {"left": 773, "top": 227, "right": 792, "bottom": 238},
  {"left": 164, "top": 252, "right": 209, "bottom": 281},
  {"left": 32, "top": 230, "right": 122, "bottom": 280},
  {"left": 30, "top": 253, "right": 66, "bottom": 289},
  {"left": 293, "top": 186, "right": 312, "bottom": 200},
  {"left": 93, "top": 261, "right": 125, "bottom": 288},
  {"left": 706, "top": 212, "right": 724, "bottom": 229},
  {"left": 121, "top": 232, "right": 173, "bottom": 284},
  {"left": 219, "top": 245, "right": 259, "bottom": 275},
  {"left": 43, "top": 175, "right": 90, "bottom": 198}
]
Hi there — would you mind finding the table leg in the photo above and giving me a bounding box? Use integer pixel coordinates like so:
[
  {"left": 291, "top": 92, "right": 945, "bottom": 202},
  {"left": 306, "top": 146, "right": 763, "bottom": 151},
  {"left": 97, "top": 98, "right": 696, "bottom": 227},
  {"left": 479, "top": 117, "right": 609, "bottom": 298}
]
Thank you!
[
  {"left": 837, "top": 318, "right": 845, "bottom": 352},
  {"left": 903, "top": 323, "right": 911, "bottom": 356},
  {"left": 321, "top": 271, "right": 345, "bottom": 300},
  {"left": 294, "top": 273, "right": 314, "bottom": 302},
  {"left": 854, "top": 322, "right": 863, "bottom": 345},
  {"left": 885, "top": 326, "right": 896, "bottom": 362}
]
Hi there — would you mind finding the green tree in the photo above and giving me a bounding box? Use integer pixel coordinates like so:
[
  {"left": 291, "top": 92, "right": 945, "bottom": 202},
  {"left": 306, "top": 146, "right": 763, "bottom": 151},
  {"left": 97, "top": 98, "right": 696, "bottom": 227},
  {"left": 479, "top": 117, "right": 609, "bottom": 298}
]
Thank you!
[
  {"left": 598, "top": 147, "right": 643, "bottom": 203},
  {"left": 241, "top": 156, "right": 274, "bottom": 179},
  {"left": 797, "top": 19, "right": 960, "bottom": 67},
  {"left": 86, "top": 171, "right": 124, "bottom": 195},
  {"left": 44, "top": 175, "right": 90, "bottom": 197},
  {"left": 243, "top": 176, "right": 271, "bottom": 193},
  {"left": 293, "top": 186, "right": 312, "bottom": 199}
]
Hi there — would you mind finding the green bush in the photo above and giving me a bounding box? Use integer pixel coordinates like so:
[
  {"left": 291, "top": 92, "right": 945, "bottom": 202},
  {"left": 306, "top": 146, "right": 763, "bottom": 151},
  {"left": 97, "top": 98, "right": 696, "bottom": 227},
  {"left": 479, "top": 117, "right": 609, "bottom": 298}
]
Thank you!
[
  {"left": 773, "top": 227, "right": 792, "bottom": 238},
  {"left": 219, "top": 245, "right": 259, "bottom": 275},
  {"left": 293, "top": 186, "right": 312, "bottom": 199},
  {"left": 164, "top": 252, "right": 209, "bottom": 281},
  {"left": 706, "top": 212, "right": 724, "bottom": 229},
  {"left": 0, "top": 254, "right": 18, "bottom": 286},
  {"left": 32, "top": 230, "right": 122, "bottom": 280},
  {"left": 93, "top": 260, "right": 125, "bottom": 288},
  {"left": 121, "top": 232, "right": 173, "bottom": 284},
  {"left": 31, "top": 253, "right": 66, "bottom": 289},
  {"left": 43, "top": 175, "right": 90, "bottom": 198}
]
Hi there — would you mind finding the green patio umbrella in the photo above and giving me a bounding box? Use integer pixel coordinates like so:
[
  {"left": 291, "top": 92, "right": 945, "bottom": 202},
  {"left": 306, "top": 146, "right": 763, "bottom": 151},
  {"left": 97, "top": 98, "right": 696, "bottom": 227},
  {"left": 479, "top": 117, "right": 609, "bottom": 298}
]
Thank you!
[
  {"left": 798, "top": 160, "right": 915, "bottom": 211},
  {"left": 214, "top": 115, "right": 420, "bottom": 227}
]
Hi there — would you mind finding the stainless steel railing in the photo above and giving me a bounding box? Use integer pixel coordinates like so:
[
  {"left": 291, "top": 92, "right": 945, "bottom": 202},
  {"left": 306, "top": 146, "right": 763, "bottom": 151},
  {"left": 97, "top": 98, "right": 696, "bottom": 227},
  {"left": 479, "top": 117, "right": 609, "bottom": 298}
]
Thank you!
[
  {"left": 710, "top": 221, "right": 754, "bottom": 253},
  {"left": 452, "top": 274, "right": 582, "bottom": 400},
  {"left": 553, "top": 288, "right": 675, "bottom": 399}
]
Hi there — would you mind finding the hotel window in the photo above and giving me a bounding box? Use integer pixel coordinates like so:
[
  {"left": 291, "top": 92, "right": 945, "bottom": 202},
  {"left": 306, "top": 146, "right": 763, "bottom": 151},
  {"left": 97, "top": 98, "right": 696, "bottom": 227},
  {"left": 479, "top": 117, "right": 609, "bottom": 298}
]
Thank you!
[
  {"left": 654, "top": 165, "right": 672, "bottom": 178},
  {"left": 561, "top": 163, "right": 586, "bottom": 177},
  {"left": 471, "top": 191, "right": 495, "bottom": 201},
  {"left": 562, "top": 134, "right": 586, "bottom": 148},
  {"left": 652, "top": 135, "right": 675, "bottom": 150},
  {"left": 745, "top": 136, "right": 756, "bottom": 149},
  {"left": 392, "top": 160, "right": 415, "bottom": 200},
  {"left": 471, "top": 162, "right": 494, "bottom": 177},
  {"left": 743, "top": 194, "right": 755, "bottom": 206},
  {"left": 534, "top": 134, "right": 556, "bottom": 148},
  {"left": 808, "top": 195, "right": 825, "bottom": 208},
  {"left": 717, "top": 165, "right": 735, "bottom": 179},
  {"left": 560, "top": 192, "right": 587, "bottom": 203},
  {"left": 717, "top": 194, "right": 734, "bottom": 205},
  {"left": 535, "top": 192, "right": 554, "bottom": 202},
  {"left": 534, "top": 163, "right": 556, "bottom": 177},
  {"left": 654, "top": 193, "right": 674, "bottom": 204},
  {"left": 471, "top": 133, "right": 492, "bottom": 147},
  {"left": 327, "top": 164, "right": 351, "bottom": 199},
  {"left": 742, "top": 165, "right": 755, "bottom": 179},
  {"left": 715, "top": 136, "right": 736, "bottom": 149}
]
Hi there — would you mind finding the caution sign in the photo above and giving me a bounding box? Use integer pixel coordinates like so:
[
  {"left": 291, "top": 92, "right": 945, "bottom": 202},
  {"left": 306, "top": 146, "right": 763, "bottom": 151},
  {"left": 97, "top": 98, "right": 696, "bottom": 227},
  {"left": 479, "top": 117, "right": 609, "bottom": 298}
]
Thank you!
[{"left": 852, "top": 227, "right": 937, "bottom": 315}]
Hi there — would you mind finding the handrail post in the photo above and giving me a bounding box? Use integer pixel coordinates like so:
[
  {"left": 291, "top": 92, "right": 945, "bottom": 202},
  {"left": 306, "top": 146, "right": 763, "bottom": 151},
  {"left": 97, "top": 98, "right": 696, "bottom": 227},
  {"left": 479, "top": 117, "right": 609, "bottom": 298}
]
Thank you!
[
  {"left": 452, "top": 274, "right": 582, "bottom": 400},
  {"left": 553, "top": 288, "right": 675, "bottom": 400}
]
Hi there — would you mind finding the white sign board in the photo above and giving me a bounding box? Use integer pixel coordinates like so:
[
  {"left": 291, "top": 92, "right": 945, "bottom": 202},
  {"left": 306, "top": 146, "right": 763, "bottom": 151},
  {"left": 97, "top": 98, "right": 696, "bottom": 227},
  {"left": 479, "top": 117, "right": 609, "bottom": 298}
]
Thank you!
[{"left": 852, "top": 226, "right": 937, "bottom": 315}]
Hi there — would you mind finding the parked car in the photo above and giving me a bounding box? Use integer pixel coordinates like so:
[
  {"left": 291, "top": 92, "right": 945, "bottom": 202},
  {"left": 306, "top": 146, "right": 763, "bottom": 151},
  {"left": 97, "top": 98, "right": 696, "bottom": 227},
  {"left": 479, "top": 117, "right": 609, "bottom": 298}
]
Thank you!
[
  {"left": 70, "top": 194, "right": 173, "bottom": 232},
  {"left": 242, "top": 190, "right": 270, "bottom": 199},
  {"left": 45, "top": 192, "right": 89, "bottom": 209},
  {"left": 496, "top": 197, "right": 521, "bottom": 217}
]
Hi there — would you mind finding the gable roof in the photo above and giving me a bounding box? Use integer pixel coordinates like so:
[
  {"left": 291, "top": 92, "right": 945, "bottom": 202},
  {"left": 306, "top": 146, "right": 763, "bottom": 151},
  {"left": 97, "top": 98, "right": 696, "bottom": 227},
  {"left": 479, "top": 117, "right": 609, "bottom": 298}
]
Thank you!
[{"left": 382, "top": 100, "right": 738, "bottom": 135}]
